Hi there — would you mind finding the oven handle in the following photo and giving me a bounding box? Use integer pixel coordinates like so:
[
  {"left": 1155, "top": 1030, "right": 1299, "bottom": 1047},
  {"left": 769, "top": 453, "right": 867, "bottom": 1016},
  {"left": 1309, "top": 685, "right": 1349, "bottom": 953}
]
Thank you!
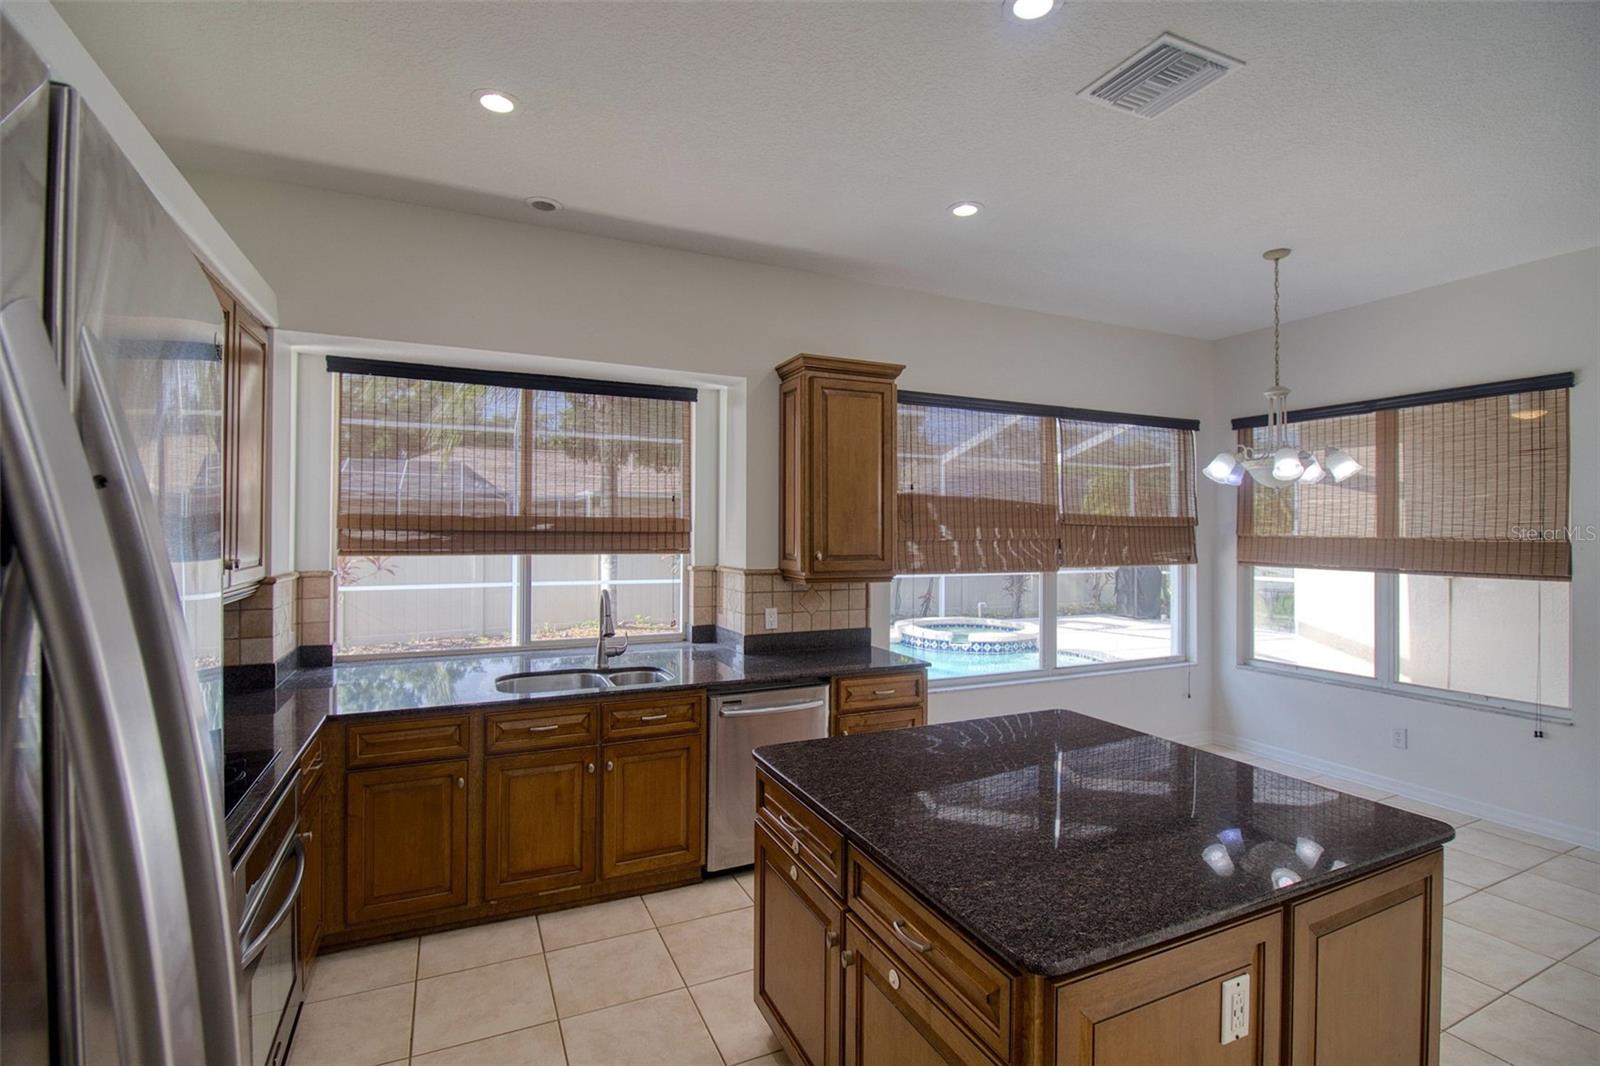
[
  {"left": 239, "top": 835, "right": 305, "bottom": 970},
  {"left": 716, "top": 699, "right": 827, "bottom": 719}
]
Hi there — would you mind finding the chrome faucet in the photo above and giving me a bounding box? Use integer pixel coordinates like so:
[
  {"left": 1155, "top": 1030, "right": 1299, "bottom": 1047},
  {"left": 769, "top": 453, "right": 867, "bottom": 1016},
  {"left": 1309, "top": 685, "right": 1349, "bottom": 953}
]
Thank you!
[{"left": 596, "top": 588, "right": 628, "bottom": 669}]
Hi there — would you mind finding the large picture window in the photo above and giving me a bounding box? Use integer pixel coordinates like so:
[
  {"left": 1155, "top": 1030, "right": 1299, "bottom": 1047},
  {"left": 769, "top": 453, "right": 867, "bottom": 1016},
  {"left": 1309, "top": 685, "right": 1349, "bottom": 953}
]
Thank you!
[{"left": 1237, "top": 374, "right": 1574, "bottom": 716}]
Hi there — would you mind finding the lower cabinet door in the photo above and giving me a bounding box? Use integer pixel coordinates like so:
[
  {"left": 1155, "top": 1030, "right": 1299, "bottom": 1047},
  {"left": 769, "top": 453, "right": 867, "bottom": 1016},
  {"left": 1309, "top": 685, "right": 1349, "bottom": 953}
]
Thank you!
[
  {"left": 755, "top": 824, "right": 842, "bottom": 1066},
  {"left": 1055, "top": 911, "right": 1282, "bottom": 1066},
  {"left": 485, "top": 749, "right": 598, "bottom": 900},
  {"left": 842, "top": 918, "right": 996, "bottom": 1066},
  {"left": 600, "top": 734, "right": 703, "bottom": 879},
  {"left": 345, "top": 760, "right": 469, "bottom": 925},
  {"left": 1287, "top": 850, "right": 1444, "bottom": 1066}
]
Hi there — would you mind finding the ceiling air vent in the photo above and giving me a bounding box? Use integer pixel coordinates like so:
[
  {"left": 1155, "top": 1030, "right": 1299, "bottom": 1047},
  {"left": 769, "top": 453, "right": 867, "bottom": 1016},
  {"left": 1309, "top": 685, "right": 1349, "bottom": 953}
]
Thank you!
[{"left": 1078, "top": 33, "right": 1242, "bottom": 119}]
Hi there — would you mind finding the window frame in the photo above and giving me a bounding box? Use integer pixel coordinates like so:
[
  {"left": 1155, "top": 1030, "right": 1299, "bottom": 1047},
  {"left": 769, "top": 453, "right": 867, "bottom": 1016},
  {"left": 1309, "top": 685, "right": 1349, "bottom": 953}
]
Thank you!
[
  {"left": 891, "top": 565, "right": 1195, "bottom": 690},
  {"left": 1238, "top": 566, "right": 1573, "bottom": 724},
  {"left": 334, "top": 552, "right": 691, "bottom": 660}
]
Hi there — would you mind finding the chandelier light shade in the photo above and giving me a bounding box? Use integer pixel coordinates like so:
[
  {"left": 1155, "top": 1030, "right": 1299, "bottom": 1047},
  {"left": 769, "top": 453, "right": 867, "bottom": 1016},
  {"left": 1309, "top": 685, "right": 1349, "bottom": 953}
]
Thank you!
[{"left": 1204, "top": 249, "right": 1363, "bottom": 488}]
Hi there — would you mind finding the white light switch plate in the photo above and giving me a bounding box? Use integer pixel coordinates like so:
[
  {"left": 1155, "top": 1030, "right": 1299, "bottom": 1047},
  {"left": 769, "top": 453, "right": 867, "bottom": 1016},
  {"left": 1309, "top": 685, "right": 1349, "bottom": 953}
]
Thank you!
[
  {"left": 764, "top": 607, "right": 779, "bottom": 630},
  {"left": 1221, "top": 973, "right": 1249, "bottom": 1045}
]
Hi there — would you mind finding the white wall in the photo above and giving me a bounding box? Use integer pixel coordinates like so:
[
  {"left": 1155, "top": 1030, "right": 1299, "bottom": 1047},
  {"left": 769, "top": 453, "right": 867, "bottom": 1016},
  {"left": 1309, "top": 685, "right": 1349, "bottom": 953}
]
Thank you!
[
  {"left": 1211, "top": 248, "right": 1600, "bottom": 845},
  {"left": 182, "top": 171, "right": 1221, "bottom": 743}
]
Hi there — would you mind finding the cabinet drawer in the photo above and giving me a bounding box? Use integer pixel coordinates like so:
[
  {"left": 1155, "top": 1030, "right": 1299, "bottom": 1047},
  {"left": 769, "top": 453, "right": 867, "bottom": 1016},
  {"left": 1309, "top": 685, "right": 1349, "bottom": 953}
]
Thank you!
[
  {"left": 836, "top": 707, "right": 923, "bottom": 737},
  {"left": 847, "top": 853, "right": 1012, "bottom": 1061},
  {"left": 757, "top": 772, "right": 845, "bottom": 896},
  {"left": 835, "top": 671, "right": 924, "bottom": 713},
  {"left": 602, "top": 691, "right": 704, "bottom": 740},
  {"left": 486, "top": 703, "right": 598, "bottom": 754},
  {"left": 346, "top": 715, "right": 470, "bottom": 769}
]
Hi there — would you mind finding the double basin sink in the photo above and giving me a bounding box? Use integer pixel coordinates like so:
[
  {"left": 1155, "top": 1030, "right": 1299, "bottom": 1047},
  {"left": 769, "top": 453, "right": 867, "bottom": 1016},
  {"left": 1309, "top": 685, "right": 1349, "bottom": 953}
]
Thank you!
[{"left": 495, "top": 666, "right": 673, "bottom": 695}]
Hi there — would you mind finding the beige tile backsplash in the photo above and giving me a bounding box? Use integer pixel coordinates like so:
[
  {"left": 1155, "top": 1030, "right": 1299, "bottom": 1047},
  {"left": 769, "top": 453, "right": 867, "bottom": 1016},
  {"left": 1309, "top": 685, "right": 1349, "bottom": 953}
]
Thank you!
[
  {"left": 713, "top": 567, "right": 868, "bottom": 635},
  {"left": 222, "top": 573, "right": 298, "bottom": 666},
  {"left": 297, "top": 569, "right": 334, "bottom": 646}
]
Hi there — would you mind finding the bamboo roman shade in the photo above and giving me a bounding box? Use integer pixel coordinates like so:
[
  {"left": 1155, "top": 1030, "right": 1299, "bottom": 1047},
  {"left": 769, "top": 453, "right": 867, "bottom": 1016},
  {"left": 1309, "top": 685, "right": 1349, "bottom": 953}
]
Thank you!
[
  {"left": 896, "top": 392, "right": 1199, "bottom": 574},
  {"left": 1236, "top": 375, "right": 1572, "bottom": 580},
  {"left": 330, "top": 358, "right": 694, "bottom": 556}
]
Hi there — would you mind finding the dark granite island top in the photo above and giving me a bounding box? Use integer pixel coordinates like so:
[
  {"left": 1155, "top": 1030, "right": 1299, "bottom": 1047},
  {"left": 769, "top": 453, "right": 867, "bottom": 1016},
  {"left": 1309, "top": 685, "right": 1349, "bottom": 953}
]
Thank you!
[{"left": 754, "top": 708, "right": 1454, "bottom": 979}]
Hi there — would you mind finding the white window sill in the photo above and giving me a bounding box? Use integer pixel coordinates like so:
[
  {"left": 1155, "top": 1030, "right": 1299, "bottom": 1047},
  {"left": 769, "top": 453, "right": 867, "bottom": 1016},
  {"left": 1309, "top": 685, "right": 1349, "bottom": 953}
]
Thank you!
[
  {"left": 1236, "top": 660, "right": 1573, "bottom": 725},
  {"left": 927, "top": 656, "right": 1193, "bottom": 694}
]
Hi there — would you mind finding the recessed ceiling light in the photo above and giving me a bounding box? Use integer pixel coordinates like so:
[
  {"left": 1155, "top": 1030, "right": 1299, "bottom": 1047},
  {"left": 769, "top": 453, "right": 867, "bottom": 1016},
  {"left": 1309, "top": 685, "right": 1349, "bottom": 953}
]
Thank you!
[
  {"left": 949, "top": 201, "right": 983, "bottom": 218},
  {"left": 525, "top": 196, "right": 563, "bottom": 213},
  {"left": 475, "top": 89, "right": 517, "bottom": 114},
  {"left": 1004, "top": 0, "right": 1058, "bottom": 21}
]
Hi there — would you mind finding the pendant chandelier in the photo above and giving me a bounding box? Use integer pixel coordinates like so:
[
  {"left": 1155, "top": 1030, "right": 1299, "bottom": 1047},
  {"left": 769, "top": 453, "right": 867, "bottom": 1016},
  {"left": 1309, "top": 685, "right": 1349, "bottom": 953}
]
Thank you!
[{"left": 1203, "top": 248, "right": 1362, "bottom": 487}]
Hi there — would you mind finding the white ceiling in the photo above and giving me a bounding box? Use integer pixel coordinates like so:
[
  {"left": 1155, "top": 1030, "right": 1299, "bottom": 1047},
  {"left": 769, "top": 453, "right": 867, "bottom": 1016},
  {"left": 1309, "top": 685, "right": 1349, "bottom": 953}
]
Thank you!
[{"left": 58, "top": 1, "right": 1600, "bottom": 340}]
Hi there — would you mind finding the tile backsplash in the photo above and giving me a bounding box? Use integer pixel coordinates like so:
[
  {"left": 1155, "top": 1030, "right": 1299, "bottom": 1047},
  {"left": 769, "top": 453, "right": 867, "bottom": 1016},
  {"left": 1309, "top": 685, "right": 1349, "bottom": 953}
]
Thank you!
[
  {"left": 223, "top": 573, "right": 297, "bottom": 667},
  {"left": 715, "top": 567, "right": 868, "bottom": 636}
]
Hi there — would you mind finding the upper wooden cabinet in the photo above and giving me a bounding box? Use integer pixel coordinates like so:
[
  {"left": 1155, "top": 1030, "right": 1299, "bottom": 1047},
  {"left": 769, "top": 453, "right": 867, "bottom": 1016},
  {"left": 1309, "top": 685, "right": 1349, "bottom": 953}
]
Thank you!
[
  {"left": 778, "top": 355, "right": 903, "bottom": 583},
  {"left": 205, "top": 270, "right": 271, "bottom": 598}
]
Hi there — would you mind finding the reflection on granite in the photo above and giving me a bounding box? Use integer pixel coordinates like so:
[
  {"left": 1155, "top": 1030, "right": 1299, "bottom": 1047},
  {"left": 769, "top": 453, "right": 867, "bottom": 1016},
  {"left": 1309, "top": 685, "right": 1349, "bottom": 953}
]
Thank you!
[
  {"left": 755, "top": 709, "right": 1454, "bottom": 978},
  {"left": 224, "top": 640, "right": 925, "bottom": 851}
]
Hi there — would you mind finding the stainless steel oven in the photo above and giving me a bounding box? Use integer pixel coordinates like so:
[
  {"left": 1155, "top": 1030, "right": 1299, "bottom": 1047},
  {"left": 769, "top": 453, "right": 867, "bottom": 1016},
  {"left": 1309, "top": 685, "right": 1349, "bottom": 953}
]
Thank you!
[{"left": 233, "top": 774, "right": 306, "bottom": 1066}]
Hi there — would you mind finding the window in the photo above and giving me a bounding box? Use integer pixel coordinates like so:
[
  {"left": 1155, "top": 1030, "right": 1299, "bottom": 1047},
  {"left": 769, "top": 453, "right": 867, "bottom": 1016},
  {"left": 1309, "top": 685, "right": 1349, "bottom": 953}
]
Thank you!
[
  {"left": 1246, "top": 567, "right": 1570, "bottom": 710},
  {"left": 891, "top": 566, "right": 1191, "bottom": 682},
  {"left": 1235, "top": 375, "right": 1575, "bottom": 715},
  {"left": 327, "top": 358, "right": 695, "bottom": 657},
  {"left": 1057, "top": 565, "right": 1182, "bottom": 666},
  {"left": 336, "top": 553, "right": 684, "bottom": 656},
  {"left": 1249, "top": 567, "right": 1375, "bottom": 677}
]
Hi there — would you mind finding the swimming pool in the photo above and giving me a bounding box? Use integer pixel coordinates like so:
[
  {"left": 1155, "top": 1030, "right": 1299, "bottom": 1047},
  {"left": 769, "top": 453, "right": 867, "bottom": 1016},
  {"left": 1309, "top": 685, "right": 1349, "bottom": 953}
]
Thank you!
[{"left": 889, "top": 641, "right": 1104, "bottom": 680}]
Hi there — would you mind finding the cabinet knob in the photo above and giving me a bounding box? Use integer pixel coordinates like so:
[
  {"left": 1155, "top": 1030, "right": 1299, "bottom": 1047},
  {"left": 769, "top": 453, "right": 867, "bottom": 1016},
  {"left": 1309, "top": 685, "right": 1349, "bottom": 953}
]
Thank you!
[
  {"left": 300, "top": 830, "right": 314, "bottom": 846},
  {"left": 456, "top": 777, "right": 465, "bottom": 789},
  {"left": 586, "top": 762, "right": 595, "bottom": 774},
  {"left": 814, "top": 550, "right": 822, "bottom": 562},
  {"left": 887, "top": 967, "right": 901, "bottom": 991},
  {"left": 840, "top": 948, "right": 856, "bottom": 968},
  {"left": 606, "top": 760, "right": 614, "bottom": 772},
  {"left": 789, "top": 864, "right": 798, "bottom": 880},
  {"left": 825, "top": 929, "right": 838, "bottom": 948}
]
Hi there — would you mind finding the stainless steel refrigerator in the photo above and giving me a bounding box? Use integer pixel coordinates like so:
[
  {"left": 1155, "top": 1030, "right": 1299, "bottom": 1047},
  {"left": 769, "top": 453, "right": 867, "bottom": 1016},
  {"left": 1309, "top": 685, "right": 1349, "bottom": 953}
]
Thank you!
[{"left": 2, "top": 14, "right": 242, "bottom": 1064}]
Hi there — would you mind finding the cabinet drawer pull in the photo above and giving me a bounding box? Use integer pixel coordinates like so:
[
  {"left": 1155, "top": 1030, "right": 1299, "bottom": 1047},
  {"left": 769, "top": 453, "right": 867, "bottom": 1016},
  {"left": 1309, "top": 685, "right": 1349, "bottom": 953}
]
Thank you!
[
  {"left": 526, "top": 724, "right": 560, "bottom": 732},
  {"left": 776, "top": 811, "right": 805, "bottom": 837},
  {"left": 638, "top": 713, "right": 669, "bottom": 722},
  {"left": 873, "top": 688, "right": 898, "bottom": 696},
  {"left": 891, "top": 919, "right": 933, "bottom": 954}
]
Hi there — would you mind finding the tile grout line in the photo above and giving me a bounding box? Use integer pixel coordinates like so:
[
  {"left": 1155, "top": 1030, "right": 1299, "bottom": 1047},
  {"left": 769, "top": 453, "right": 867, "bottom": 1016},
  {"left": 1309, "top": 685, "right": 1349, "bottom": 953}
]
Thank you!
[{"left": 655, "top": 919, "right": 733, "bottom": 1065}]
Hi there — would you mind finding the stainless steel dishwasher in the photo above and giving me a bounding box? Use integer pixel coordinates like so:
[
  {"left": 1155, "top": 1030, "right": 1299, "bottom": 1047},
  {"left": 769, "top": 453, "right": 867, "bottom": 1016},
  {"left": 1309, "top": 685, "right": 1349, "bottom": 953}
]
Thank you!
[{"left": 707, "top": 684, "right": 830, "bottom": 871}]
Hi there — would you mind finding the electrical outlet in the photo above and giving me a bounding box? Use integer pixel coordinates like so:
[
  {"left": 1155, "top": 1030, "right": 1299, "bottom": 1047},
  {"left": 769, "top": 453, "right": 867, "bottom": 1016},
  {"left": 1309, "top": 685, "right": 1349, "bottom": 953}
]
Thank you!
[
  {"left": 1392, "top": 727, "right": 1408, "bottom": 750},
  {"left": 1220, "top": 973, "right": 1250, "bottom": 1045},
  {"left": 764, "top": 607, "right": 779, "bottom": 630}
]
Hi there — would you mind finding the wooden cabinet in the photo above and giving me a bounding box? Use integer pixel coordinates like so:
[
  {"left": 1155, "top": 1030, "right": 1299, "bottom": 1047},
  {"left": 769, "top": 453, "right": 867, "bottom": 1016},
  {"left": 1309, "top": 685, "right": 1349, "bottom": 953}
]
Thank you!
[
  {"left": 484, "top": 749, "right": 597, "bottom": 900},
  {"left": 778, "top": 355, "right": 903, "bottom": 583},
  {"left": 842, "top": 917, "right": 997, "bottom": 1066},
  {"left": 755, "top": 824, "right": 844, "bottom": 1066},
  {"left": 206, "top": 271, "right": 270, "bottom": 598},
  {"left": 1286, "top": 851, "right": 1444, "bottom": 1066},
  {"left": 601, "top": 733, "right": 704, "bottom": 880},
  {"left": 1055, "top": 912, "right": 1283, "bottom": 1066},
  {"left": 831, "top": 668, "right": 927, "bottom": 737},
  {"left": 345, "top": 759, "right": 468, "bottom": 925}
]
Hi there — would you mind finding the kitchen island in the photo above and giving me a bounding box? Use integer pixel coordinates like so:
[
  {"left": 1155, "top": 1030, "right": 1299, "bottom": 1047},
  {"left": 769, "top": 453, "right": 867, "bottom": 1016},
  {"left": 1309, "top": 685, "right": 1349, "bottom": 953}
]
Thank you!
[{"left": 752, "top": 709, "right": 1453, "bottom": 1066}]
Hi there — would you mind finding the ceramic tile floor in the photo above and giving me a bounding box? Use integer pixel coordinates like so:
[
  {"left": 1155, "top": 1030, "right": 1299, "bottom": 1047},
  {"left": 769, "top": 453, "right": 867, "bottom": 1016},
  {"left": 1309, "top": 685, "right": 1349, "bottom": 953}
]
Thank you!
[
  {"left": 293, "top": 754, "right": 1599, "bottom": 1066},
  {"left": 290, "top": 870, "right": 786, "bottom": 1066},
  {"left": 1202, "top": 745, "right": 1600, "bottom": 1066}
]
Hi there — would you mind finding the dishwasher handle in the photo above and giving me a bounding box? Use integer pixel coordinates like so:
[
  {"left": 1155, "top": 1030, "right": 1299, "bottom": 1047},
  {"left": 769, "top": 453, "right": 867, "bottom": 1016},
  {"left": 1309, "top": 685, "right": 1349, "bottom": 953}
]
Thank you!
[{"left": 716, "top": 699, "right": 827, "bottom": 719}]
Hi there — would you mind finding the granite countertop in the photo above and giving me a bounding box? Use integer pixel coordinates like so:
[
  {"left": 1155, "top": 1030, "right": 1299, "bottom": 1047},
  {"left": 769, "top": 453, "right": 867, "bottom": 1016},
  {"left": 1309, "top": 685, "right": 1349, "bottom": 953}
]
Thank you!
[
  {"left": 754, "top": 709, "right": 1455, "bottom": 979},
  {"left": 224, "top": 640, "right": 926, "bottom": 853}
]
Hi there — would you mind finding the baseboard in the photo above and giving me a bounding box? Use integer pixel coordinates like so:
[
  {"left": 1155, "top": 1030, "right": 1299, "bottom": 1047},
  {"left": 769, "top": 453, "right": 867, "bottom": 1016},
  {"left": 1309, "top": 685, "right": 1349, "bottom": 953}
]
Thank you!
[{"left": 1213, "top": 732, "right": 1600, "bottom": 850}]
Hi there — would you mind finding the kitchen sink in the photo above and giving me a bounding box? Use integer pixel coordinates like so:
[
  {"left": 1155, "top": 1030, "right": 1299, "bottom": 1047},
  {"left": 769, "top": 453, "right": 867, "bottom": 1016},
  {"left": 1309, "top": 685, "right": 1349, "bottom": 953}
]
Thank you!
[
  {"left": 602, "top": 668, "right": 672, "bottom": 687},
  {"left": 494, "top": 666, "right": 674, "bottom": 694},
  {"left": 495, "top": 670, "right": 611, "bottom": 694}
]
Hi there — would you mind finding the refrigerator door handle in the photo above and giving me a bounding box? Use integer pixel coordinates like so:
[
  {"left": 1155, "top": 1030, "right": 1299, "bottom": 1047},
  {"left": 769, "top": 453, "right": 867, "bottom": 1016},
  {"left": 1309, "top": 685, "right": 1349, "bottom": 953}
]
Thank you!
[
  {"left": 0, "top": 565, "right": 36, "bottom": 807},
  {"left": 0, "top": 299, "right": 222, "bottom": 1065},
  {"left": 75, "top": 330, "right": 242, "bottom": 1063}
]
